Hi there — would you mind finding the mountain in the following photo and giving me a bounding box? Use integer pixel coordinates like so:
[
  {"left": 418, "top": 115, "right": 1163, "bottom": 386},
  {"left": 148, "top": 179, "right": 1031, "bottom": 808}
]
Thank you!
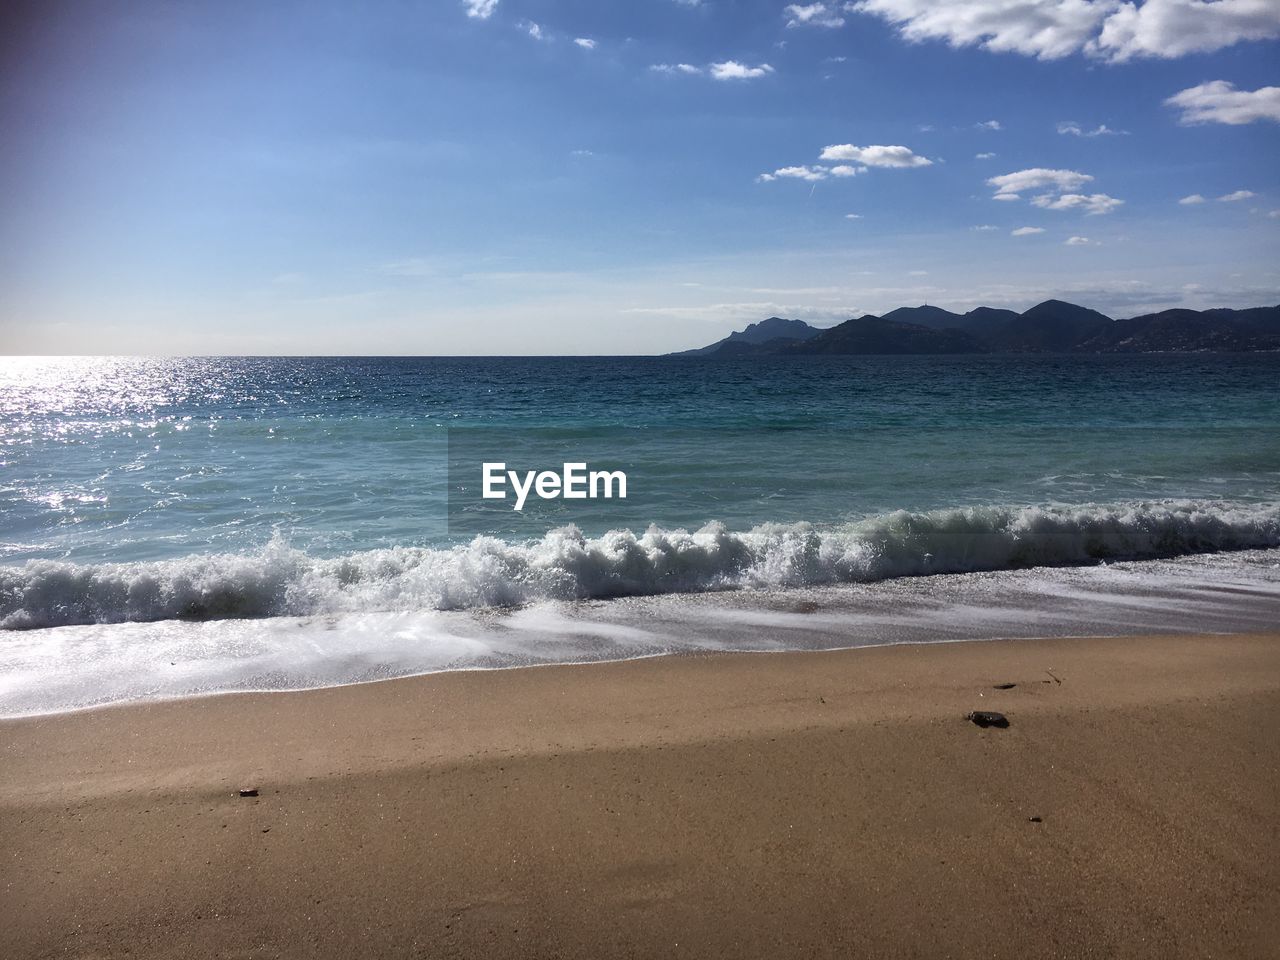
[
  {"left": 685, "top": 316, "right": 985, "bottom": 357},
  {"left": 983, "top": 299, "right": 1113, "bottom": 352},
  {"left": 666, "top": 301, "right": 1280, "bottom": 357},
  {"left": 784, "top": 317, "right": 985, "bottom": 355},
  {"left": 668, "top": 316, "right": 820, "bottom": 357},
  {"left": 1078, "top": 307, "right": 1280, "bottom": 353},
  {"left": 879, "top": 305, "right": 964, "bottom": 329}
]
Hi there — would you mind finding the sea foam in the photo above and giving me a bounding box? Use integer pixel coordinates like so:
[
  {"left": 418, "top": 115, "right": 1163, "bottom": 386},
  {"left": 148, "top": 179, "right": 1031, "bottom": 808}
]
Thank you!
[{"left": 3, "top": 499, "right": 1278, "bottom": 630}]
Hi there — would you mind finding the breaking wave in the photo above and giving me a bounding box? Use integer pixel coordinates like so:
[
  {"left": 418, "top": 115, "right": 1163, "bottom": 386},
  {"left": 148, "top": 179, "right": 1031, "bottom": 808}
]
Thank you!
[{"left": 3, "top": 499, "right": 1279, "bottom": 630}]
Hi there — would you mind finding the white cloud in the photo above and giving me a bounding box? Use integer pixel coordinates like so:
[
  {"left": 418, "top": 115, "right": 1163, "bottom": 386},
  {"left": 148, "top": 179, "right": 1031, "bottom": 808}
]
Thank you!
[
  {"left": 710, "top": 61, "right": 776, "bottom": 80},
  {"left": 650, "top": 63, "right": 703, "bottom": 74},
  {"left": 1218, "top": 189, "right": 1257, "bottom": 202},
  {"left": 758, "top": 165, "right": 830, "bottom": 182},
  {"left": 975, "top": 152, "right": 996, "bottom": 160},
  {"left": 976, "top": 119, "right": 1002, "bottom": 130},
  {"left": 987, "top": 168, "right": 1093, "bottom": 199},
  {"left": 845, "top": 213, "right": 863, "bottom": 219},
  {"left": 1179, "top": 194, "right": 1207, "bottom": 204},
  {"left": 971, "top": 224, "right": 998, "bottom": 231},
  {"left": 1269, "top": 209, "right": 1280, "bottom": 218},
  {"left": 1011, "top": 226, "right": 1046, "bottom": 236},
  {"left": 462, "top": 0, "right": 498, "bottom": 19},
  {"left": 824, "top": 55, "right": 850, "bottom": 62},
  {"left": 1165, "top": 81, "right": 1280, "bottom": 125},
  {"left": 830, "top": 165, "right": 863, "bottom": 177},
  {"left": 1064, "top": 236, "right": 1097, "bottom": 245},
  {"left": 1057, "top": 121, "right": 1127, "bottom": 136},
  {"left": 523, "top": 21, "right": 545, "bottom": 40},
  {"left": 574, "top": 37, "right": 596, "bottom": 49},
  {"left": 819, "top": 143, "right": 932, "bottom": 167},
  {"left": 1031, "top": 192, "right": 1125, "bottom": 214},
  {"left": 786, "top": 3, "right": 846, "bottom": 28},
  {"left": 850, "top": 0, "right": 1280, "bottom": 61},
  {"left": 990, "top": 168, "right": 1122, "bottom": 215}
]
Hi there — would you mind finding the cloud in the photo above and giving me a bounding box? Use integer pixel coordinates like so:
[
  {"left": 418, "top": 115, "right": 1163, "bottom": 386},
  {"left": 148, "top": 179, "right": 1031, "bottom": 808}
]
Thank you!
[
  {"left": 462, "top": 0, "right": 498, "bottom": 19},
  {"left": 845, "top": 213, "right": 863, "bottom": 219},
  {"left": 987, "top": 168, "right": 1093, "bottom": 199},
  {"left": 819, "top": 144, "right": 932, "bottom": 167},
  {"left": 709, "top": 61, "right": 776, "bottom": 80},
  {"left": 976, "top": 119, "right": 1002, "bottom": 130},
  {"left": 848, "top": 0, "right": 1280, "bottom": 62},
  {"left": 757, "top": 165, "right": 829, "bottom": 182},
  {"left": 1179, "top": 194, "right": 1207, "bottom": 204},
  {"left": 1165, "top": 81, "right": 1280, "bottom": 125},
  {"left": 785, "top": 3, "right": 846, "bottom": 28},
  {"left": 1269, "top": 209, "right": 1280, "bottom": 218},
  {"left": 1057, "top": 121, "right": 1127, "bottom": 136},
  {"left": 650, "top": 63, "right": 703, "bottom": 74},
  {"left": 1011, "top": 226, "right": 1046, "bottom": 236},
  {"left": 523, "top": 21, "right": 545, "bottom": 40},
  {"left": 975, "top": 152, "right": 996, "bottom": 159},
  {"left": 990, "top": 168, "right": 1122, "bottom": 215},
  {"left": 1031, "top": 192, "right": 1125, "bottom": 215},
  {"left": 1218, "top": 189, "right": 1256, "bottom": 202},
  {"left": 1064, "top": 236, "right": 1097, "bottom": 245},
  {"left": 830, "top": 165, "right": 863, "bottom": 177},
  {"left": 971, "top": 224, "right": 998, "bottom": 231},
  {"left": 574, "top": 37, "right": 596, "bottom": 49}
]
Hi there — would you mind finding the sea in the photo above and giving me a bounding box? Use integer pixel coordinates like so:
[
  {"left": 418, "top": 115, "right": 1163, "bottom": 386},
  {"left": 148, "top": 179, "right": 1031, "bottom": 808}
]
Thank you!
[{"left": 2, "top": 354, "right": 1279, "bottom": 716}]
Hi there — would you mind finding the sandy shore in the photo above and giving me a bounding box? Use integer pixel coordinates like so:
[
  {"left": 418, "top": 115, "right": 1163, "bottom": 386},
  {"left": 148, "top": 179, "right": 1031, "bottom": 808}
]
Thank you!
[{"left": 3, "top": 632, "right": 1278, "bottom": 959}]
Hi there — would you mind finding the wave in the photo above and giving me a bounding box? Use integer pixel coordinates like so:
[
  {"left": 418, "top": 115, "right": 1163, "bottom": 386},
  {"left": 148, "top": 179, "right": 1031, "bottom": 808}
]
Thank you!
[{"left": 3, "top": 499, "right": 1279, "bottom": 630}]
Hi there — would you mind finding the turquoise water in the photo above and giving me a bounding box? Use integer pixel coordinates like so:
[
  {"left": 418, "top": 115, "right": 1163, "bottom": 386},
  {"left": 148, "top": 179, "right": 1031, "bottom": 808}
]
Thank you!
[{"left": 2, "top": 354, "right": 1279, "bottom": 629}]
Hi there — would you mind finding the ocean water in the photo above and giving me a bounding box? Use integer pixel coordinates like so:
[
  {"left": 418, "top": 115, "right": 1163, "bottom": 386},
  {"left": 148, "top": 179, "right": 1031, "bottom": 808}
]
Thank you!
[{"left": 2, "top": 354, "right": 1279, "bottom": 713}]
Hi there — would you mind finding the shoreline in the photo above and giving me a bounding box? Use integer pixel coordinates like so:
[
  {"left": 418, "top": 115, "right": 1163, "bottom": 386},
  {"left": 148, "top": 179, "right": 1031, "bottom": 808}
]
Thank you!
[
  {"left": 3, "top": 631, "right": 1278, "bottom": 958},
  {"left": 5, "top": 545, "right": 1280, "bottom": 719}
]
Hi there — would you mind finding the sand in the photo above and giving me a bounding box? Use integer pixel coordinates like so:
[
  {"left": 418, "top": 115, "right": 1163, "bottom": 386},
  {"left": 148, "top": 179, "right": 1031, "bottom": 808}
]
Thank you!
[{"left": 2, "top": 631, "right": 1278, "bottom": 959}]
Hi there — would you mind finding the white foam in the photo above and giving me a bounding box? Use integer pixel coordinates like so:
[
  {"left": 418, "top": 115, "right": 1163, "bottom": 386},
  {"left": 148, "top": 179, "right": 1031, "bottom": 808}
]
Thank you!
[{"left": 3, "top": 499, "right": 1279, "bottom": 630}]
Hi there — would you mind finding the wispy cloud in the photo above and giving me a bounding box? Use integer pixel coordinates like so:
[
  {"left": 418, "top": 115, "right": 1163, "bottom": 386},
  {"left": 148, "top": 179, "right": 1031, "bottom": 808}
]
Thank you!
[
  {"left": 1178, "top": 194, "right": 1206, "bottom": 205},
  {"left": 1032, "top": 193, "right": 1124, "bottom": 215},
  {"left": 1057, "top": 121, "right": 1127, "bottom": 136},
  {"left": 975, "top": 119, "right": 1002, "bottom": 131},
  {"left": 1166, "top": 81, "right": 1280, "bottom": 125},
  {"left": 975, "top": 152, "right": 996, "bottom": 160},
  {"left": 709, "top": 61, "right": 775, "bottom": 80},
  {"left": 523, "top": 20, "right": 545, "bottom": 40},
  {"left": 1011, "top": 226, "right": 1045, "bottom": 236},
  {"left": 819, "top": 144, "right": 932, "bottom": 167},
  {"left": 573, "top": 37, "right": 596, "bottom": 49},
  {"left": 848, "top": 0, "right": 1280, "bottom": 62},
  {"left": 785, "top": 3, "right": 846, "bottom": 28},
  {"left": 462, "top": 0, "right": 498, "bottom": 20},
  {"left": 988, "top": 168, "right": 1093, "bottom": 199},
  {"left": 1218, "top": 190, "right": 1257, "bottom": 202},
  {"left": 650, "top": 63, "right": 703, "bottom": 74},
  {"left": 990, "top": 168, "right": 1122, "bottom": 216},
  {"left": 652, "top": 61, "right": 775, "bottom": 79},
  {"left": 1064, "top": 236, "right": 1098, "bottom": 246}
]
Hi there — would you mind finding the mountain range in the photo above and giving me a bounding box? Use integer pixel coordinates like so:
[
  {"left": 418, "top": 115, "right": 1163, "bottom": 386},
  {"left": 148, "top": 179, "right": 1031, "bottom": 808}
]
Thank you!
[{"left": 667, "top": 301, "right": 1280, "bottom": 357}]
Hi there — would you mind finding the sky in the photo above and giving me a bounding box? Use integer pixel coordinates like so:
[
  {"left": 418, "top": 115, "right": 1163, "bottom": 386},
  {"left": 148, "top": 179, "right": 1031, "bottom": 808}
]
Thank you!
[{"left": 1, "top": 0, "right": 1278, "bottom": 355}]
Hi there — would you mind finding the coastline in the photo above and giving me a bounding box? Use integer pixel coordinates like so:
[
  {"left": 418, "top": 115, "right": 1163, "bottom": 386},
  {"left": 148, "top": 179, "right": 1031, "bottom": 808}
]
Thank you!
[{"left": 3, "top": 631, "right": 1277, "bottom": 958}]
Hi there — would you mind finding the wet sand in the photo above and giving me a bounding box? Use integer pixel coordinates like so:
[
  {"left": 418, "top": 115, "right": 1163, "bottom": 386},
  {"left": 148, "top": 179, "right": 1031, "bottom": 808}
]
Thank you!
[{"left": 2, "top": 632, "right": 1278, "bottom": 959}]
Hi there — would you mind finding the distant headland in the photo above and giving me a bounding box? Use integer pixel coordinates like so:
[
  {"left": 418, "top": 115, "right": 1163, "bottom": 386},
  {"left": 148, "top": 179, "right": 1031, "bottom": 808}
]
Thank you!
[{"left": 667, "top": 301, "right": 1280, "bottom": 356}]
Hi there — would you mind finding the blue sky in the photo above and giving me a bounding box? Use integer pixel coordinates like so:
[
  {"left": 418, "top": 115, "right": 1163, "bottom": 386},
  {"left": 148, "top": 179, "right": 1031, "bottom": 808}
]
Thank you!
[{"left": 1, "top": 0, "right": 1278, "bottom": 354}]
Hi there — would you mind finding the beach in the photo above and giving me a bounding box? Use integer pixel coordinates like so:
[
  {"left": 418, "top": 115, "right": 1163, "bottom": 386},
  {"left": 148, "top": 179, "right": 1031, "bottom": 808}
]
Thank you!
[{"left": 3, "top": 631, "right": 1277, "bottom": 959}]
